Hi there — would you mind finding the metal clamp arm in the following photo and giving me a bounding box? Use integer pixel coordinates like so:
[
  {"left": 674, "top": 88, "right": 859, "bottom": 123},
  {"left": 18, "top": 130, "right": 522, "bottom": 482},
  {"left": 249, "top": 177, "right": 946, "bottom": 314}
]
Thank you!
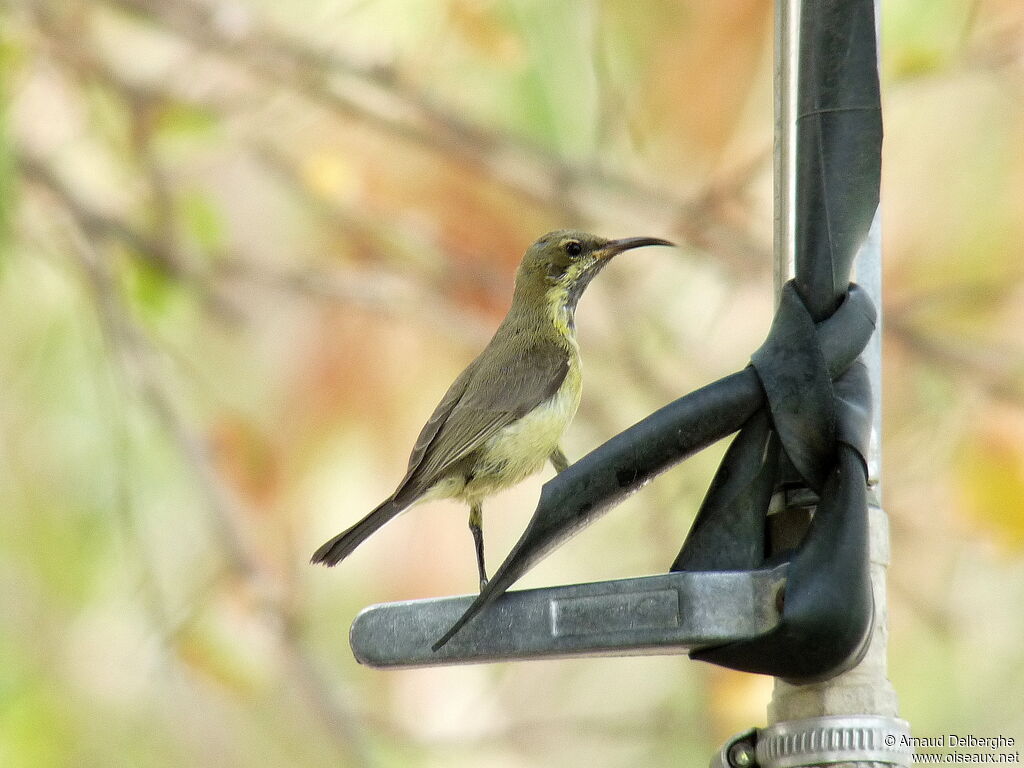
[{"left": 350, "top": 567, "right": 786, "bottom": 668}]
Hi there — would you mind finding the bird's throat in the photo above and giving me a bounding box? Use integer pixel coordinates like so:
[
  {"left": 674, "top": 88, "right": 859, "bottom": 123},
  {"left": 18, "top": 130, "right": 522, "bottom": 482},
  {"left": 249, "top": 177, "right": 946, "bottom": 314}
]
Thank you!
[{"left": 545, "top": 283, "right": 579, "bottom": 342}]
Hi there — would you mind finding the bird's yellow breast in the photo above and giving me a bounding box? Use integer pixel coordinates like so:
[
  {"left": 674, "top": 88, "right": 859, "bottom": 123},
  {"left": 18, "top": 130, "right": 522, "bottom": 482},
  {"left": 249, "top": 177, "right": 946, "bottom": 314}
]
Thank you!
[{"left": 460, "top": 353, "right": 582, "bottom": 503}]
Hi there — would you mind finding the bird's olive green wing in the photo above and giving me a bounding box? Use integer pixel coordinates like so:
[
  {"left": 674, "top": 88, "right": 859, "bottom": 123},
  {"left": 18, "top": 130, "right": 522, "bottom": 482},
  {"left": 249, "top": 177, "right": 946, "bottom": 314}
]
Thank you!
[
  {"left": 395, "top": 339, "right": 570, "bottom": 499},
  {"left": 402, "top": 362, "right": 479, "bottom": 475}
]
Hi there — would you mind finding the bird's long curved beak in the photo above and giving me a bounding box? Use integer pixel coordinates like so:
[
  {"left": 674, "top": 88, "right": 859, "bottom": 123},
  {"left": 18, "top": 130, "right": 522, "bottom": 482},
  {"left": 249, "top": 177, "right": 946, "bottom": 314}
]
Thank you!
[{"left": 598, "top": 236, "right": 675, "bottom": 259}]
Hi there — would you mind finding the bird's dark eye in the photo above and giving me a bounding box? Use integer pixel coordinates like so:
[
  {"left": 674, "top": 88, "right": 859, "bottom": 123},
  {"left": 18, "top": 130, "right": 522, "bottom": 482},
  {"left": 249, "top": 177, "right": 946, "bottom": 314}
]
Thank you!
[{"left": 565, "top": 241, "right": 582, "bottom": 257}]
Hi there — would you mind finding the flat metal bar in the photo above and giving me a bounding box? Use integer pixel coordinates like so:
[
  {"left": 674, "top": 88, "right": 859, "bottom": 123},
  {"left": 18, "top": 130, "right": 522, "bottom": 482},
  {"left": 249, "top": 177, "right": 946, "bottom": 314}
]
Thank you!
[{"left": 350, "top": 566, "right": 786, "bottom": 668}]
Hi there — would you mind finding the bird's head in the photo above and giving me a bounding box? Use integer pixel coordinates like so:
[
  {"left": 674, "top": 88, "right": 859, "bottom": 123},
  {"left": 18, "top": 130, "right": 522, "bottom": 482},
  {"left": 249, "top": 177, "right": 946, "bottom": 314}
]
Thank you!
[{"left": 514, "top": 230, "right": 674, "bottom": 317}]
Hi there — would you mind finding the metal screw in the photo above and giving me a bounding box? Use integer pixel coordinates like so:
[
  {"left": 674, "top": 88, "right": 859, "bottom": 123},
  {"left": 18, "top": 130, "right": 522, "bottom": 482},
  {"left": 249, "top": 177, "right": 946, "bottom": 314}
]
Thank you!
[{"left": 728, "top": 741, "right": 757, "bottom": 768}]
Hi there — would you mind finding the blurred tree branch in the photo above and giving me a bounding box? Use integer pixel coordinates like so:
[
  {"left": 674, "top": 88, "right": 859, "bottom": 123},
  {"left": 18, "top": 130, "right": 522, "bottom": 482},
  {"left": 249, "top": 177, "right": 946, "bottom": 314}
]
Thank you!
[
  {"left": 887, "top": 315, "right": 1024, "bottom": 407},
  {"left": 93, "top": 0, "right": 770, "bottom": 273},
  {"left": 40, "top": 173, "right": 265, "bottom": 579},
  {"left": 22, "top": 155, "right": 374, "bottom": 768},
  {"left": 16, "top": 152, "right": 242, "bottom": 319}
]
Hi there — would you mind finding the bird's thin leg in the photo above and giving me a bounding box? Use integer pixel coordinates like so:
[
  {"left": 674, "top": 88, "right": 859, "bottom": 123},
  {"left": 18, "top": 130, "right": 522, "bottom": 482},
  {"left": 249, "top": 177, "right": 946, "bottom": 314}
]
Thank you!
[
  {"left": 549, "top": 445, "right": 570, "bottom": 473},
  {"left": 469, "top": 503, "right": 487, "bottom": 590}
]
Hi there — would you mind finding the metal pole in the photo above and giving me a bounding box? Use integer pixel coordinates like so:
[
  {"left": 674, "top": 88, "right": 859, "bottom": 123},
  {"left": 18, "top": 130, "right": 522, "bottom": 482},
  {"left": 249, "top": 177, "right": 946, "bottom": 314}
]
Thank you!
[
  {"left": 773, "top": 0, "right": 800, "bottom": 304},
  {"left": 759, "top": 0, "right": 907, "bottom": 763}
]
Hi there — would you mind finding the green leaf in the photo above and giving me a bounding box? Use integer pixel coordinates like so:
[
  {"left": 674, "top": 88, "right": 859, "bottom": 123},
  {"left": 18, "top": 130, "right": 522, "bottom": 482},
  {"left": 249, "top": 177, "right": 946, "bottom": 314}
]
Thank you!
[
  {"left": 884, "top": 0, "right": 972, "bottom": 80},
  {"left": 155, "top": 101, "right": 220, "bottom": 141},
  {"left": 179, "top": 189, "right": 226, "bottom": 253},
  {"left": 120, "top": 251, "right": 183, "bottom": 320}
]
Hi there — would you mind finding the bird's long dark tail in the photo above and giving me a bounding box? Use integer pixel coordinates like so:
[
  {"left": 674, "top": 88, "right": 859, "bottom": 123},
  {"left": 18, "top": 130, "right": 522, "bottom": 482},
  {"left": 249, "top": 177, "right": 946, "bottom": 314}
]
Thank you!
[{"left": 311, "top": 497, "right": 405, "bottom": 566}]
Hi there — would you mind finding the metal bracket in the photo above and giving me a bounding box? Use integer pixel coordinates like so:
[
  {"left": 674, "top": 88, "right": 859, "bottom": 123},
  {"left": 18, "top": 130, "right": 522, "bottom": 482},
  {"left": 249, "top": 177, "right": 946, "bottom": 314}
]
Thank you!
[{"left": 349, "top": 566, "right": 786, "bottom": 668}]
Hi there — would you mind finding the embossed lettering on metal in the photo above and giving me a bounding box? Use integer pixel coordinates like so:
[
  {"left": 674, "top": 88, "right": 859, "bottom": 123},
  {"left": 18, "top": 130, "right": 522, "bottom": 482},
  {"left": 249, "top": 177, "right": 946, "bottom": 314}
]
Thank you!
[{"left": 550, "top": 589, "right": 680, "bottom": 637}]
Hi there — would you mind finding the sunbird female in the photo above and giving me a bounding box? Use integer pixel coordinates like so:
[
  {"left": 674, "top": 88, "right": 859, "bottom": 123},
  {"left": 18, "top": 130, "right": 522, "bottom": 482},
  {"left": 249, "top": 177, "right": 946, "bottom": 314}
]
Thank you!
[{"left": 311, "top": 230, "right": 673, "bottom": 586}]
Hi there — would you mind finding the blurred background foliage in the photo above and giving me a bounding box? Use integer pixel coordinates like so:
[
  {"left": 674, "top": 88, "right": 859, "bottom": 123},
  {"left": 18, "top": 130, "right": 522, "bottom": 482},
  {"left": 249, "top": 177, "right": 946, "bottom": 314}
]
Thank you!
[{"left": 1, "top": 0, "right": 1023, "bottom": 765}]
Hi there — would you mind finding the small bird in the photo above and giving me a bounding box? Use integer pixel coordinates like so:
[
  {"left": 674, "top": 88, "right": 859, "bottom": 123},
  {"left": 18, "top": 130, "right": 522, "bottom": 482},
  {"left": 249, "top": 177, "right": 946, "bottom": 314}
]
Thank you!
[{"left": 311, "top": 230, "right": 674, "bottom": 587}]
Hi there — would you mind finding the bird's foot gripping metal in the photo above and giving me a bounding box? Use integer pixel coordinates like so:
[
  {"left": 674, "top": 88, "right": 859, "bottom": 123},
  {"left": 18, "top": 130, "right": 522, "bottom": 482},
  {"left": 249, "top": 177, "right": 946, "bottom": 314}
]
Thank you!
[{"left": 349, "top": 281, "right": 878, "bottom": 682}]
